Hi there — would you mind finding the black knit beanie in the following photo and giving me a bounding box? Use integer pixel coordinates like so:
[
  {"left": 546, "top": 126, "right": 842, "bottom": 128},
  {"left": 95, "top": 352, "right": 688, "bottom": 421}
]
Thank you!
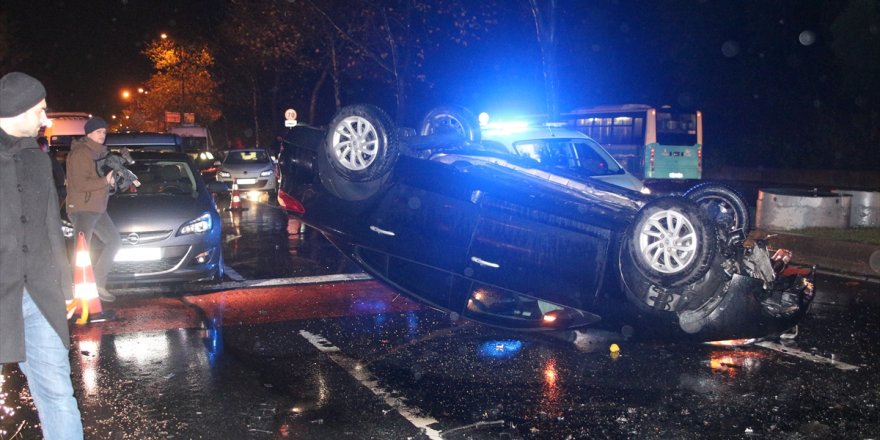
[
  {"left": 84, "top": 116, "right": 108, "bottom": 135},
  {"left": 0, "top": 72, "right": 47, "bottom": 117}
]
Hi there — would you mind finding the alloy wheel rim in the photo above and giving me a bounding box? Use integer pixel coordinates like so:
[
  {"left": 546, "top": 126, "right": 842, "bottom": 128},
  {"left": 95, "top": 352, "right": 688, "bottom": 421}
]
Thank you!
[
  {"left": 638, "top": 209, "right": 698, "bottom": 274},
  {"left": 332, "top": 116, "right": 379, "bottom": 171}
]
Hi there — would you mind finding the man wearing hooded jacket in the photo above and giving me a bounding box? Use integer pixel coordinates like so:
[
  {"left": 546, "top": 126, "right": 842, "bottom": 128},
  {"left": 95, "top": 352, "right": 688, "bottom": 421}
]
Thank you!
[
  {"left": 66, "top": 116, "right": 120, "bottom": 304},
  {"left": 0, "top": 71, "right": 84, "bottom": 439}
]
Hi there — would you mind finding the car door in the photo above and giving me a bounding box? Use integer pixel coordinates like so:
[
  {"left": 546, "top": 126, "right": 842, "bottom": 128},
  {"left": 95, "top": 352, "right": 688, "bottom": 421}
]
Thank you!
[
  {"left": 354, "top": 157, "right": 480, "bottom": 310},
  {"left": 463, "top": 169, "right": 614, "bottom": 313}
]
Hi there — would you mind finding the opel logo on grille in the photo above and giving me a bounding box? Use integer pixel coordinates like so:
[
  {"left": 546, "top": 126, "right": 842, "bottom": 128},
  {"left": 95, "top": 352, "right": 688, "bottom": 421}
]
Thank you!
[{"left": 127, "top": 232, "right": 140, "bottom": 245}]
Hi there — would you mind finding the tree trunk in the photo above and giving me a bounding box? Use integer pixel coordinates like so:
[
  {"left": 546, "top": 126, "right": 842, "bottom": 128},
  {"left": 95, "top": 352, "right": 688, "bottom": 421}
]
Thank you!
[
  {"left": 530, "top": 0, "right": 559, "bottom": 119},
  {"left": 310, "top": 69, "right": 329, "bottom": 125},
  {"left": 252, "top": 75, "right": 261, "bottom": 147}
]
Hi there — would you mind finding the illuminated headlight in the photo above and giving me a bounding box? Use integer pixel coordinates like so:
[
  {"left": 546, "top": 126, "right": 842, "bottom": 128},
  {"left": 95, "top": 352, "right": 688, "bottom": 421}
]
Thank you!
[
  {"left": 217, "top": 170, "right": 231, "bottom": 178},
  {"left": 178, "top": 212, "right": 212, "bottom": 235},
  {"left": 260, "top": 169, "right": 274, "bottom": 177},
  {"left": 640, "top": 186, "right": 652, "bottom": 195},
  {"left": 199, "top": 151, "right": 215, "bottom": 160}
]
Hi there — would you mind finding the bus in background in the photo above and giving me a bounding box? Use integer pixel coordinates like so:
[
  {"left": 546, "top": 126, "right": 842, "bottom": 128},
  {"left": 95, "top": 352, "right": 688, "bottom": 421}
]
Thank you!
[{"left": 561, "top": 104, "right": 702, "bottom": 181}]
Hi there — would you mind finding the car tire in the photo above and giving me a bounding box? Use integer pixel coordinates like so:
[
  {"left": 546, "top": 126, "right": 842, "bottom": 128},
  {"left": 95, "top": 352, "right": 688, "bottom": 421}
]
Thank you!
[
  {"left": 684, "top": 183, "right": 750, "bottom": 235},
  {"left": 318, "top": 104, "right": 398, "bottom": 201},
  {"left": 622, "top": 197, "right": 717, "bottom": 287},
  {"left": 418, "top": 105, "right": 481, "bottom": 144}
]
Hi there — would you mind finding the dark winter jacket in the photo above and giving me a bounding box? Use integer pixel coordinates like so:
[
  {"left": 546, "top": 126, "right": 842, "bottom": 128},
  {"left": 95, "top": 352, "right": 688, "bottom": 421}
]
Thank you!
[
  {"left": 66, "top": 136, "right": 110, "bottom": 213},
  {"left": 0, "top": 128, "right": 73, "bottom": 364}
]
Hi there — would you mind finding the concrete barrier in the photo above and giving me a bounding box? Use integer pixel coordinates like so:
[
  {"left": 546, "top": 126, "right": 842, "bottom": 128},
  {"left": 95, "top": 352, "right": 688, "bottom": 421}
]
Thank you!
[
  {"left": 834, "top": 190, "right": 880, "bottom": 228},
  {"left": 756, "top": 188, "right": 851, "bottom": 230}
]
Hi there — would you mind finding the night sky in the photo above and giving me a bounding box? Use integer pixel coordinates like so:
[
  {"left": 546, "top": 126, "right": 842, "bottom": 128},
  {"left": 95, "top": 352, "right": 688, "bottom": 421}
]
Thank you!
[{"left": 3, "top": 0, "right": 877, "bottom": 170}]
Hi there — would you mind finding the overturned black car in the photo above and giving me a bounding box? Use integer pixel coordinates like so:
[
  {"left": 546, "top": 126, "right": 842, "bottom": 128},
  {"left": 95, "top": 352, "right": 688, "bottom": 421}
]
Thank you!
[{"left": 278, "top": 104, "right": 814, "bottom": 342}]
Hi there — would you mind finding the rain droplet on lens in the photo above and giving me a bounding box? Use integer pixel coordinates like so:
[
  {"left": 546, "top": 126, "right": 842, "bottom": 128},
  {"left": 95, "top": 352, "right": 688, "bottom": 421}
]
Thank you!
[
  {"left": 798, "top": 30, "right": 816, "bottom": 46},
  {"left": 721, "top": 40, "right": 740, "bottom": 58}
]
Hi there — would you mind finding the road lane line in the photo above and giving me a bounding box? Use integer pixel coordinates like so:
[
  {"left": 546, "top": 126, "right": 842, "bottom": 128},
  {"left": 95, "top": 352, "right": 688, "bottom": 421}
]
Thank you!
[
  {"left": 299, "top": 330, "right": 443, "bottom": 440},
  {"left": 756, "top": 341, "right": 860, "bottom": 371}
]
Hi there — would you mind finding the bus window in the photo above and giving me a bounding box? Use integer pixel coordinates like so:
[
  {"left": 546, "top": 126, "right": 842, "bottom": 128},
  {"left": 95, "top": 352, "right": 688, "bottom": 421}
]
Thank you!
[{"left": 563, "top": 105, "right": 702, "bottom": 180}]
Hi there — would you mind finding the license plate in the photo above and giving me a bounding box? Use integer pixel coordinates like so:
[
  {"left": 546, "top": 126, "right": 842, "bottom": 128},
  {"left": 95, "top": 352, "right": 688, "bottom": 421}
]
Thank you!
[
  {"left": 114, "top": 247, "right": 162, "bottom": 262},
  {"left": 237, "top": 178, "right": 256, "bottom": 185},
  {"left": 668, "top": 172, "right": 684, "bottom": 178}
]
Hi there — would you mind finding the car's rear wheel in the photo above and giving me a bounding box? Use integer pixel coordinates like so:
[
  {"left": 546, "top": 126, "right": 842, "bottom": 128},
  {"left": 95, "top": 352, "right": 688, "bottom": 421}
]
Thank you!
[
  {"left": 418, "top": 105, "right": 481, "bottom": 144},
  {"left": 623, "top": 197, "right": 716, "bottom": 287},
  {"left": 319, "top": 104, "right": 398, "bottom": 200},
  {"left": 684, "top": 183, "right": 750, "bottom": 234}
]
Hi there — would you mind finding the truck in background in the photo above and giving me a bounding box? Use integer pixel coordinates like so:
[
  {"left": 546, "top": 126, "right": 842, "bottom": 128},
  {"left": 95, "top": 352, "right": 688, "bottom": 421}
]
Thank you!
[
  {"left": 42, "top": 112, "right": 91, "bottom": 163},
  {"left": 169, "top": 124, "right": 219, "bottom": 180}
]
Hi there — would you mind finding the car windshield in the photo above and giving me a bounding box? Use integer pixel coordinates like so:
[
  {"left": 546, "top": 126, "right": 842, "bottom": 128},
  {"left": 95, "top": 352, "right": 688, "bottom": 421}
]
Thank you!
[
  {"left": 512, "top": 138, "right": 623, "bottom": 177},
  {"left": 119, "top": 160, "right": 198, "bottom": 195},
  {"left": 224, "top": 150, "right": 270, "bottom": 164}
]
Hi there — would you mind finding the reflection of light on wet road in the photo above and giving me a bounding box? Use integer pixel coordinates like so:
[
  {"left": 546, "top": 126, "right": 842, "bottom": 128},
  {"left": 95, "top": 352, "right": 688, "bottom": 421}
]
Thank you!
[
  {"left": 114, "top": 332, "right": 171, "bottom": 366},
  {"left": 478, "top": 340, "right": 523, "bottom": 359},
  {"left": 707, "top": 350, "right": 764, "bottom": 376},
  {"left": 541, "top": 357, "right": 562, "bottom": 417},
  {"left": 0, "top": 372, "right": 18, "bottom": 435}
]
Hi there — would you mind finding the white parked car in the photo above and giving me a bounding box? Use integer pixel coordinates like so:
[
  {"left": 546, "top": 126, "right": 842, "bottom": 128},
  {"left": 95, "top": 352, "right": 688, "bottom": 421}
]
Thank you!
[
  {"left": 216, "top": 149, "right": 278, "bottom": 202},
  {"left": 477, "top": 124, "right": 650, "bottom": 194}
]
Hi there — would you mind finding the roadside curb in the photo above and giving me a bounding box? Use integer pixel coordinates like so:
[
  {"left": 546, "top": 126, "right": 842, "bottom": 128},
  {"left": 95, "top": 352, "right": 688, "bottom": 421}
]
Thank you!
[
  {"left": 109, "top": 272, "right": 372, "bottom": 298},
  {"left": 752, "top": 229, "right": 880, "bottom": 280}
]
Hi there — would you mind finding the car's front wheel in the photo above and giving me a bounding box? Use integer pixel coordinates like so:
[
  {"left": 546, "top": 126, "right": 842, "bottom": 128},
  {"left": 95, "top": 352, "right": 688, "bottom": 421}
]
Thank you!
[
  {"left": 623, "top": 197, "right": 717, "bottom": 287},
  {"left": 318, "top": 104, "right": 398, "bottom": 201}
]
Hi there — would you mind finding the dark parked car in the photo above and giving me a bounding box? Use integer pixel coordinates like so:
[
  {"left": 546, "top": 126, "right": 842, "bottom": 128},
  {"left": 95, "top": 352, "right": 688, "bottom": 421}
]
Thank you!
[
  {"left": 106, "top": 132, "right": 218, "bottom": 179},
  {"left": 104, "top": 151, "right": 225, "bottom": 284},
  {"left": 277, "top": 104, "right": 814, "bottom": 342}
]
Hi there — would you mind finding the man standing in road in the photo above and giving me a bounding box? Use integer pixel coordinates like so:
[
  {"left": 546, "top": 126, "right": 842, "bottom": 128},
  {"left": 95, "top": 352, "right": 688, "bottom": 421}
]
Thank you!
[
  {"left": 0, "top": 71, "right": 84, "bottom": 439},
  {"left": 66, "top": 116, "right": 120, "bottom": 304}
]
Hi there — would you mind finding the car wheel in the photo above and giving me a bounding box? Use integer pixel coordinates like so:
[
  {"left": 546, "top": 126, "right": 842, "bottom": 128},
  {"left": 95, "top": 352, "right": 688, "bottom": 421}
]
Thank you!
[
  {"left": 319, "top": 104, "right": 398, "bottom": 201},
  {"left": 623, "top": 197, "right": 716, "bottom": 287},
  {"left": 684, "top": 183, "right": 750, "bottom": 234},
  {"left": 418, "top": 105, "right": 481, "bottom": 144},
  {"left": 324, "top": 104, "right": 398, "bottom": 182}
]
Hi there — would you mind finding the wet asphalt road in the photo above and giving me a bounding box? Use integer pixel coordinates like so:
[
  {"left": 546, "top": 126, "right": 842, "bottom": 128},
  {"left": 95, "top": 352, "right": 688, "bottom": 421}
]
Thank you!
[{"left": 1, "top": 198, "right": 878, "bottom": 439}]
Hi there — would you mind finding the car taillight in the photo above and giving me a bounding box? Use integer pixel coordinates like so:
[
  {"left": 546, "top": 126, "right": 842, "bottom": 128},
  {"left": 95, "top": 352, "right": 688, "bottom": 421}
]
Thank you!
[
  {"left": 649, "top": 147, "right": 655, "bottom": 177},
  {"left": 697, "top": 146, "right": 703, "bottom": 170},
  {"left": 278, "top": 190, "right": 305, "bottom": 214}
]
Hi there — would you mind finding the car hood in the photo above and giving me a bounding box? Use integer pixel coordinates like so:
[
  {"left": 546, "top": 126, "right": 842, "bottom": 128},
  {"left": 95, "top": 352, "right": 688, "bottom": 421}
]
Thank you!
[
  {"left": 109, "top": 193, "right": 211, "bottom": 232},
  {"left": 222, "top": 163, "right": 273, "bottom": 174}
]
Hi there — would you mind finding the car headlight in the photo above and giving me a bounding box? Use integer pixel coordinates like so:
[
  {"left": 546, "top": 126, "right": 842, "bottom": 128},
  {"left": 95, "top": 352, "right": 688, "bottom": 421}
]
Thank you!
[
  {"left": 260, "top": 169, "right": 274, "bottom": 177},
  {"left": 178, "top": 212, "right": 212, "bottom": 236},
  {"left": 199, "top": 151, "right": 215, "bottom": 160},
  {"left": 640, "top": 186, "right": 652, "bottom": 195},
  {"left": 218, "top": 170, "right": 231, "bottom": 178}
]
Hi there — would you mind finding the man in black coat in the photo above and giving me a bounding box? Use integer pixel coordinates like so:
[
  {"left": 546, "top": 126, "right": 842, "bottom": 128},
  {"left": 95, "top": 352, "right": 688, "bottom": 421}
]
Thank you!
[{"left": 0, "top": 72, "right": 83, "bottom": 439}]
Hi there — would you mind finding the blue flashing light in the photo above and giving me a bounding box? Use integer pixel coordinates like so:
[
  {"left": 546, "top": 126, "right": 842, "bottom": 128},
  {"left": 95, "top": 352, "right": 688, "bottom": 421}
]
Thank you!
[{"left": 479, "top": 339, "right": 524, "bottom": 360}]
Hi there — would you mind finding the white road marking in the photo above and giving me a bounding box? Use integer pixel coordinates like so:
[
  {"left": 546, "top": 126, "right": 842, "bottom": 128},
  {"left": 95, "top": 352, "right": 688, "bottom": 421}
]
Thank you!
[
  {"left": 299, "top": 330, "right": 443, "bottom": 440},
  {"left": 756, "top": 341, "right": 860, "bottom": 371}
]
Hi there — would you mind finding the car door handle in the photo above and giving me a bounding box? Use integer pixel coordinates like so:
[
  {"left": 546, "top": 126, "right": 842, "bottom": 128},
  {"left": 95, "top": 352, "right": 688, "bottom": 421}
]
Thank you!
[
  {"left": 470, "top": 256, "right": 500, "bottom": 269},
  {"left": 369, "top": 225, "right": 396, "bottom": 237}
]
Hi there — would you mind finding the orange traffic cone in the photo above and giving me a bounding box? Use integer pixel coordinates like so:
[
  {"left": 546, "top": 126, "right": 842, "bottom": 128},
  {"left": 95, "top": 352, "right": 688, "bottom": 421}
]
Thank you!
[
  {"left": 69, "top": 232, "right": 103, "bottom": 324},
  {"left": 226, "top": 177, "right": 248, "bottom": 212}
]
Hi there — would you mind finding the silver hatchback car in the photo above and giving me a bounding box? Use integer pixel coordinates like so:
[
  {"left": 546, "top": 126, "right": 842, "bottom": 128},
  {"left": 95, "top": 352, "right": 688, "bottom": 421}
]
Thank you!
[{"left": 215, "top": 148, "right": 278, "bottom": 202}]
